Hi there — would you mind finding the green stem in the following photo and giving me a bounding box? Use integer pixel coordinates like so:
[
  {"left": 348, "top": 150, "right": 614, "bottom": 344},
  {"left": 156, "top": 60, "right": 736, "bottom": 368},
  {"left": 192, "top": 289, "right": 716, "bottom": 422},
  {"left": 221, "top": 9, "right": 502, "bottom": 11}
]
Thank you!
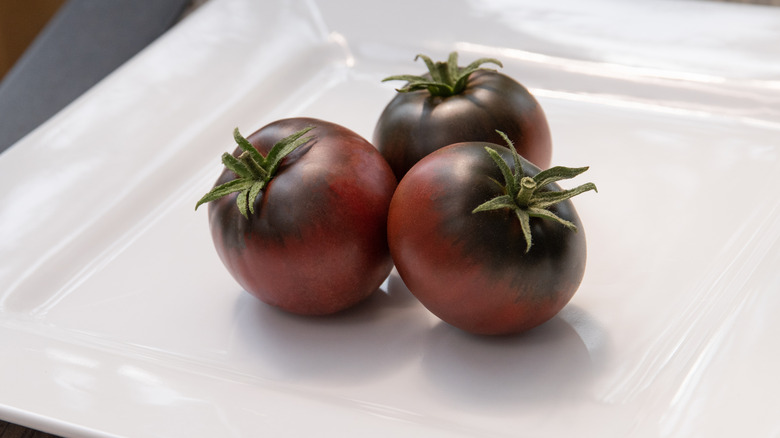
[
  {"left": 382, "top": 51, "right": 502, "bottom": 97},
  {"left": 472, "top": 130, "right": 597, "bottom": 252},
  {"left": 241, "top": 152, "right": 266, "bottom": 179},
  {"left": 515, "top": 177, "right": 536, "bottom": 207},
  {"left": 195, "top": 126, "right": 314, "bottom": 218}
]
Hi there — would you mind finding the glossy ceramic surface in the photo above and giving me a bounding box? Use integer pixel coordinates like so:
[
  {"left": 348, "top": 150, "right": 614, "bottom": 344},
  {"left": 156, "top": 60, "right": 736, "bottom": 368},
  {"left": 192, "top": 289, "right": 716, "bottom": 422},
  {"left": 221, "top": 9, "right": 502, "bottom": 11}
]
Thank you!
[{"left": 1, "top": 0, "right": 780, "bottom": 436}]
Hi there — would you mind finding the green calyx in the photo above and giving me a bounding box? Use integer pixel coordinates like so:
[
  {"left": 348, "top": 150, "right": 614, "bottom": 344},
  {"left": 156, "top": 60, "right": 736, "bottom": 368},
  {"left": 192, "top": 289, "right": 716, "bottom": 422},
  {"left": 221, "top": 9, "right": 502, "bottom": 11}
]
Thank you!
[
  {"left": 382, "top": 51, "right": 502, "bottom": 97},
  {"left": 473, "top": 132, "right": 597, "bottom": 252},
  {"left": 195, "top": 126, "right": 314, "bottom": 219}
]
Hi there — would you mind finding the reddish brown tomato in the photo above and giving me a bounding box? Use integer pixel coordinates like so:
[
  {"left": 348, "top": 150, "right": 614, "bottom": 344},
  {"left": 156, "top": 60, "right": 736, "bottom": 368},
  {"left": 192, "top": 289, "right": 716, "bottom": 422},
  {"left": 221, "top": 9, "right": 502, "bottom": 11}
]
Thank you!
[
  {"left": 373, "top": 69, "right": 552, "bottom": 181},
  {"left": 387, "top": 142, "right": 587, "bottom": 335},
  {"left": 207, "top": 118, "right": 397, "bottom": 315}
]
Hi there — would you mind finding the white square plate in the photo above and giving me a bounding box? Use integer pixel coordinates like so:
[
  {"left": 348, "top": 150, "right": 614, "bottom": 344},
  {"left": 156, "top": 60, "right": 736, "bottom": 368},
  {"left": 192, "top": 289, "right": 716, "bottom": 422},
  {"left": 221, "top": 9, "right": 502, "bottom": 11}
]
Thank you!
[{"left": 2, "top": 0, "right": 780, "bottom": 436}]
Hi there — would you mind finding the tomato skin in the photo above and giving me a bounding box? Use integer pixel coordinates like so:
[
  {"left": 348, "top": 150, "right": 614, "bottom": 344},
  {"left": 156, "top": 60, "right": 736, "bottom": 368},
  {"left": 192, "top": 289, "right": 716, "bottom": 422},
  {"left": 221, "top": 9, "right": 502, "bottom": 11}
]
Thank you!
[
  {"left": 207, "top": 118, "right": 397, "bottom": 315},
  {"left": 387, "top": 142, "right": 586, "bottom": 335},
  {"left": 373, "top": 70, "right": 552, "bottom": 180}
]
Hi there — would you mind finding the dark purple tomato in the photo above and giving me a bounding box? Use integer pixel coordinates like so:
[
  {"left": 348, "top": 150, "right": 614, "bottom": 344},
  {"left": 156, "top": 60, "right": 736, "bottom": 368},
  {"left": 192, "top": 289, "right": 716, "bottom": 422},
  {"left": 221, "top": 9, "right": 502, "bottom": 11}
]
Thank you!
[
  {"left": 387, "top": 139, "right": 595, "bottom": 335},
  {"left": 197, "top": 118, "right": 397, "bottom": 315},
  {"left": 373, "top": 52, "right": 552, "bottom": 180}
]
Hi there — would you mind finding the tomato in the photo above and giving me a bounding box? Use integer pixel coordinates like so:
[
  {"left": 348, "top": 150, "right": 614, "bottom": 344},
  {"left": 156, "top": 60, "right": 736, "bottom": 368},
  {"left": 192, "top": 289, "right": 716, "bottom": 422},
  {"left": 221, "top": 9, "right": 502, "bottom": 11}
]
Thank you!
[
  {"left": 387, "top": 134, "right": 595, "bottom": 335},
  {"left": 196, "top": 118, "right": 397, "bottom": 315},
  {"left": 373, "top": 52, "right": 552, "bottom": 180}
]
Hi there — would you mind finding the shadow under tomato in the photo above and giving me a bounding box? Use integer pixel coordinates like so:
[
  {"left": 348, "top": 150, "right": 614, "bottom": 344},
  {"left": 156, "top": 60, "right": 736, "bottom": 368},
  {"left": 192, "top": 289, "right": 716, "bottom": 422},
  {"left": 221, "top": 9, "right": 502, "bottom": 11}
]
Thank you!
[
  {"left": 230, "top": 271, "right": 430, "bottom": 384},
  {"left": 420, "top": 305, "right": 606, "bottom": 412}
]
